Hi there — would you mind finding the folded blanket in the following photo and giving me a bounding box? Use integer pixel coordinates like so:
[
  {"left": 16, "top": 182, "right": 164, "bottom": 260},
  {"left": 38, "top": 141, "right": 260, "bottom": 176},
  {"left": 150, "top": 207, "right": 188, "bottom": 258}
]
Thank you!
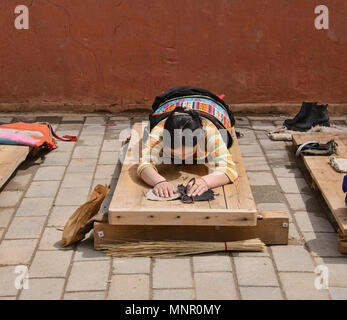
[
  {"left": 329, "top": 157, "right": 347, "bottom": 173},
  {"left": 268, "top": 125, "right": 346, "bottom": 141}
]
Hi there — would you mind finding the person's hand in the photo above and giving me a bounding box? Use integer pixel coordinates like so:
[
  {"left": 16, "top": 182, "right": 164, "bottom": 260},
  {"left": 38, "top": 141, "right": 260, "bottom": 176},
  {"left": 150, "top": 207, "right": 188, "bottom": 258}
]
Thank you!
[
  {"left": 187, "top": 178, "right": 209, "bottom": 197},
  {"left": 153, "top": 181, "right": 177, "bottom": 198}
]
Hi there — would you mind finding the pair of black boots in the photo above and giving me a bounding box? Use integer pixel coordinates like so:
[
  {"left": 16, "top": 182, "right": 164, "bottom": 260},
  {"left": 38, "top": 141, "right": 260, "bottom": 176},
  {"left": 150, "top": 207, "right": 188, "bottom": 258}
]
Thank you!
[{"left": 283, "top": 102, "right": 330, "bottom": 132}]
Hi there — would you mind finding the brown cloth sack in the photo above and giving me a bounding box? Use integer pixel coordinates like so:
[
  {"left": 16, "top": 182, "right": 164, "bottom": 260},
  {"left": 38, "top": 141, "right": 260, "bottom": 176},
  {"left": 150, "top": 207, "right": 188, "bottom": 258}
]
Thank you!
[{"left": 61, "top": 184, "right": 110, "bottom": 247}]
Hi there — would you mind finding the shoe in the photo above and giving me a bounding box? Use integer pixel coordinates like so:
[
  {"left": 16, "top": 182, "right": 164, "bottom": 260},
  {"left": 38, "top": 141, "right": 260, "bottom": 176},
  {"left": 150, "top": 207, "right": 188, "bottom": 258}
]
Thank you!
[
  {"left": 286, "top": 103, "right": 330, "bottom": 132},
  {"left": 283, "top": 102, "right": 317, "bottom": 127}
]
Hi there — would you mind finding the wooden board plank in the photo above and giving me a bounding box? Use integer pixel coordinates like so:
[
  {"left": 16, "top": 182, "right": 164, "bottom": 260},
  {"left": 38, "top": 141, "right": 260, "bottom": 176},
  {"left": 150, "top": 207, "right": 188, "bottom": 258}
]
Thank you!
[
  {"left": 96, "top": 211, "right": 289, "bottom": 246},
  {"left": 0, "top": 145, "right": 30, "bottom": 190},
  {"left": 292, "top": 132, "right": 347, "bottom": 235},
  {"left": 109, "top": 123, "right": 257, "bottom": 226},
  {"left": 109, "top": 208, "right": 257, "bottom": 226},
  {"left": 224, "top": 128, "right": 257, "bottom": 211}
]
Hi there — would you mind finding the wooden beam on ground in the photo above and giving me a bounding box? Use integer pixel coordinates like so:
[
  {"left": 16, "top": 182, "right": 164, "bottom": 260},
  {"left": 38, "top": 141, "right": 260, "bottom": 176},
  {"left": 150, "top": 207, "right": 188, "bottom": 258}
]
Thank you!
[
  {"left": 95, "top": 211, "right": 289, "bottom": 247},
  {"left": 338, "top": 230, "right": 347, "bottom": 254},
  {"left": 0, "top": 145, "right": 30, "bottom": 190},
  {"left": 292, "top": 132, "right": 347, "bottom": 237}
]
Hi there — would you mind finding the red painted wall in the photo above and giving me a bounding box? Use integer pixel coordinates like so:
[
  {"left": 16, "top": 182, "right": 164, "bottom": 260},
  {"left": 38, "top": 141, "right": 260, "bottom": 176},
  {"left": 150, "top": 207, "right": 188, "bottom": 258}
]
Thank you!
[{"left": 0, "top": 0, "right": 346, "bottom": 112}]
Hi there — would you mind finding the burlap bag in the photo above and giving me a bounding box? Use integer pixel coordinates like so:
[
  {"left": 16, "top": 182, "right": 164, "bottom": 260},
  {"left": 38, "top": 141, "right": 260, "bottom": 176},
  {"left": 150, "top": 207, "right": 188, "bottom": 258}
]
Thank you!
[{"left": 61, "top": 184, "right": 110, "bottom": 247}]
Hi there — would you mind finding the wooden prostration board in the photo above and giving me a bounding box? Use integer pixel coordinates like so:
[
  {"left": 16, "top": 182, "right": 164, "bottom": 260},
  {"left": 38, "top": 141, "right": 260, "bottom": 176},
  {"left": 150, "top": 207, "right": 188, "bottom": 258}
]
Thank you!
[
  {"left": 109, "top": 123, "right": 257, "bottom": 227},
  {"left": 0, "top": 145, "right": 30, "bottom": 190},
  {"left": 292, "top": 132, "right": 347, "bottom": 236}
]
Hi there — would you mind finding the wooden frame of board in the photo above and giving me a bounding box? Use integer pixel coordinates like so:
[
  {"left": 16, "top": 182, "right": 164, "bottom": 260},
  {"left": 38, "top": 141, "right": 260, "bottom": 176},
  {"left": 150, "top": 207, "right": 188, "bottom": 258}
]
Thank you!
[
  {"left": 292, "top": 132, "right": 347, "bottom": 253},
  {"left": 94, "top": 122, "right": 289, "bottom": 247}
]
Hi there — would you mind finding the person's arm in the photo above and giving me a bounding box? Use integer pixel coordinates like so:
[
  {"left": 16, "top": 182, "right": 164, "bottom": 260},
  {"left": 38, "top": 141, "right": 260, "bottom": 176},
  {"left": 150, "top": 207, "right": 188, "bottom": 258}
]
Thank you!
[
  {"left": 140, "top": 166, "right": 176, "bottom": 198},
  {"left": 187, "top": 129, "right": 238, "bottom": 197},
  {"left": 137, "top": 126, "right": 176, "bottom": 198},
  {"left": 187, "top": 173, "right": 230, "bottom": 197}
]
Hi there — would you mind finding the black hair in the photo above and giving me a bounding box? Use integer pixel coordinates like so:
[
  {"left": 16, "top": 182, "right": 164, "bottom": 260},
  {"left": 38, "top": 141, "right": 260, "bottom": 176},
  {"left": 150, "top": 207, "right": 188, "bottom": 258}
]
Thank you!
[{"left": 163, "top": 108, "right": 204, "bottom": 149}]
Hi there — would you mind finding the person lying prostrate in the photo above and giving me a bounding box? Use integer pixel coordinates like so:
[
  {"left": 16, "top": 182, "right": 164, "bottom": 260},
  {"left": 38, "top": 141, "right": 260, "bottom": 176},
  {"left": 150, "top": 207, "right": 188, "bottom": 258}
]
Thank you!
[{"left": 137, "top": 108, "right": 238, "bottom": 198}]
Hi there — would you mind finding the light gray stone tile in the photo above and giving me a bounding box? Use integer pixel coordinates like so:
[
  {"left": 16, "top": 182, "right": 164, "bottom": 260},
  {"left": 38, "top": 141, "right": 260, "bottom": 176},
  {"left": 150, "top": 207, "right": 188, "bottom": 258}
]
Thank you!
[
  {"left": 192, "top": 254, "right": 232, "bottom": 272},
  {"left": 0, "top": 266, "right": 19, "bottom": 296},
  {"left": 19, "top": 278, "right": 65, "bottom": 300},
  {"left": 279, "top": 272, "right": 329, "bottom": 300},
  {"left": 294, "top": 212, "right": 334, "bottom": 233},
  {"left": 108, "top": 274, "right": 150, "bottom": 300},
  {"left": 0, "top": 208, "right": 15, "bottom": 227},
  {"left": 303, "top": 232, "right": 344, "bottom": 257},
  {"left": 152, "top": 289, "right": 194, "bottom": 300},
  {"left": 72, "top": 146, "right": 100, "bottom": 159},
  {"left": 0, "top": 239, "right": 38, "bottom": 265},
  {"left": 271, "top": 245, "right": 315, "bottom": 272},
  {"left": 41, "top": 152, "right": 71, "bottom": 166},
  {"left": 66, "top": 261, "right": 110, "bottom": 292},
  {"left": 314, "top": 257, "right": 347, "bottom": 287},
  {"left": 25, "top": 181, "right": 60, "bottom": 198},
  {"left": 329, "top": 287, "right": 347, "bottom": 300},
  {"left": 240, "top": 286, "right": 283, "bottom": 300},
  {"left": 63, "top": 291, "right": 105, "bottom": 300},
  {"left": 33, "top": 166, "right": 65, "bottom": 181},
  {"left": 194, "top": 272, "right": 238, "bottom": 300},
  {"left": 94, "top": 165, "right": 116, "bottom": 179},
  {"left": 98, "top": 152, "right": 119, "bottom": 165},
  {"left": 247, "top": 171, "right": 277, "bottom": 186},
  {"left": 61, "top": 172, "right": 93, "bottom": 188},
  {"left": 29, "top": 250, "right": 73, "bottom": 277},
  {"left": 55, "top": 187, "right": 90, "bottom": 206},
  {"left": 243, "top": 157, "right": 270, "bottom": 171},
  {"left": 153, "top": 258, "right": 193, "bottom": 289},
  {"left": 47, "top": 206, "right": 78, "bottom": 227},
  {"left": 15, "top": 197, "right": 53, "bottom": 217},
  {"left": 0, "top": 191, "right": 23, "bottom": 207},
  {"left": 277, "top": 177, "right": 311, "bottom": 194},
  {"left": 112, "top": 257, "right": 151, "bottom": 274},
  {"left": 5, "top": 217, "right": 46, "bottom": 239},
  {"left": 66, "top": 158, "right": 97, "bottom": 173},
  {"left": 234, "top": 257, "right": 278, "bottom": 286}
]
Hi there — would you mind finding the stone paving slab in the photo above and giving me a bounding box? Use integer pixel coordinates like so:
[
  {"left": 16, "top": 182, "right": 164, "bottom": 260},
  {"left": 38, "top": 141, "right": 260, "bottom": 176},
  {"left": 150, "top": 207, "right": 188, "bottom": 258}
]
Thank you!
[
  {"left": 192, "top": 254, "right": 232, "bottom": 272},
  {"left": 152, "top": 289, "right": 194, "bottom": 300},
  {"left": 0, "top": 114, "right": 346, "bottom": 300},
  {"left": 0, "top": 208, "right": 15, "bottom": 228},
  {"left": 239, "top": 286, "right": 283, "bottom": 300},
  {"left": 271, "top": 245, "right": 315, "bottom": 272},
  {"left": 194, "top": 272, "right": 238, "bottom": 300},
  {"left": 108, "top": 274, "right": 150, "bottom": 300},
  {"left": 279, "top": 272, "right": 330, "bottom": 300},
  {"left": 19, "top": 278, "right": 65, "bottom": 300},
  {"left": 234, "top": 257, "right": 279, "bottom": 287},
  {"left": 0, "top": 239, "right": 38, "bottom": 265},
  {"left": 66, "top": 260, "right": 110, "bottom": 292},
  {"left": 15, "top": 198, "right": 54, "bottom": 217},
  {"left": 152, "top": 258, "right": 193, "bottom": 289}
]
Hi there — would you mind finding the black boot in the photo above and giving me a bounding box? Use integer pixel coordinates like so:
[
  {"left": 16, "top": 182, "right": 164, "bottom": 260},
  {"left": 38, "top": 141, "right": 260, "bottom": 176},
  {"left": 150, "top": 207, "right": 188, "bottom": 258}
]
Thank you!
[
  {"left": 283, "top": 102, "right": 317, "bottom": 128},
  {"left": 287, "top": 104, "right": 330, "bottom": 132}
]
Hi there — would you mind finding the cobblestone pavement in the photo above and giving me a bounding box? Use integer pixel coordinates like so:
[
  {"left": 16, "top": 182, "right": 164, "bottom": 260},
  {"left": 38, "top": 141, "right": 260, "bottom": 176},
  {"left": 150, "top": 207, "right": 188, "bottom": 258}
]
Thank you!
[{"left": 0, "top": 113, "right": 347, "bottom": 300}]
